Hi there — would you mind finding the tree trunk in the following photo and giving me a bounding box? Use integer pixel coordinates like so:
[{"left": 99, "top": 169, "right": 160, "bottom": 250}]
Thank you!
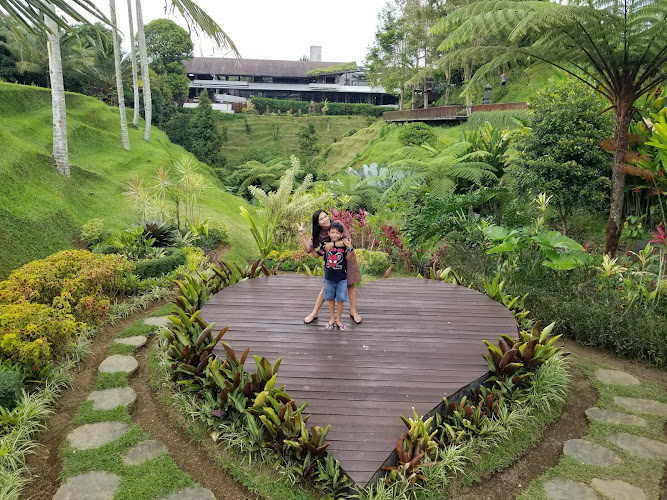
[
  {"left": 110, "top": 0, "right": 130, "bottom": 150},
  {"left": 464, "top": 62, "right": 472, "bottom": 109},
  {"left": 423, "top": 77, "right": 428, "bottom": 109},
  {"left": 127, "top": 0, "right": 140, "bottom": 128},
  {"left": 135, "top": 0, "right": 151, "bottom": 141},
  {"left": 445, "top": 65, "right": 451, "bottom": 105},
  {"left": 45, "top": 3, "right": 69, "bottom": 177},
  {"left": 399, "top": 86, "right": 404, "bottom": 111},
  {"left": 411, "top": 85, "right": 415, "bottom": 109},
  {"left": 605, "top": 101, "right": 633, "bottom": 256}
]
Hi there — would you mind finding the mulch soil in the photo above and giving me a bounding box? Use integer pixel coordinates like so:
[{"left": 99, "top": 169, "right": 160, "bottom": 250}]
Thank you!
[{"left": 18, "top": 310, "right": 667, "bottom": 500}]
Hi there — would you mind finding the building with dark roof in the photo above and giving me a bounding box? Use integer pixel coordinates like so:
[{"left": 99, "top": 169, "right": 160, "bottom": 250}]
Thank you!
[{"left": 183, "top": 56, "right": 397, "bottom": 107}]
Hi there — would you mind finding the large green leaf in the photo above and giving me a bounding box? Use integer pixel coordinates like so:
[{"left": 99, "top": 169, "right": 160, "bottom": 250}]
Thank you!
[
  {"left": 483, "top": 225, "right": 515, "bottom": 241},
  {"left": 486, "top": 237, "right": 519, "bottom": 254},
  {"left": 532, "top": 231, "right": 584, "bottom": 251}
]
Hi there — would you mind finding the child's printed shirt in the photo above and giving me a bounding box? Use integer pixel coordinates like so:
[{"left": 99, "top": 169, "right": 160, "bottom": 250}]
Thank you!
[{"left": 323, "top": 244, "right": 348, "bottom": 283}]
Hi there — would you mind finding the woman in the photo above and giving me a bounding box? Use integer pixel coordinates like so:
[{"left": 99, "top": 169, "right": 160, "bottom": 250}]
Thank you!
[{"left": 297, "top": 209, "right": 362, "bottom": 324}]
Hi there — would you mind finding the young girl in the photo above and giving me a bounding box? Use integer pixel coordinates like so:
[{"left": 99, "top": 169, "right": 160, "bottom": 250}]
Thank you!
[{"left": 297, "top": 210, "right": 362, "bottom": 324}]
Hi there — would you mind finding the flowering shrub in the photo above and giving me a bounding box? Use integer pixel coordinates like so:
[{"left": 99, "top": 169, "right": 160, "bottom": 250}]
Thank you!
[
  {"left": 0, "top": 250, "right": 133, "bottom": 324},
  {"left": 0, "top": 303, "right": 80, "bottom": 367},
  {"left": 329, "top": 207, "right": 378, "bottom": 249},
  {"left": 379, "top": 224, "right": 426, "bottom": 272},
  {"left": 265, "top": 249, "right": 321, "bottom": 272}
]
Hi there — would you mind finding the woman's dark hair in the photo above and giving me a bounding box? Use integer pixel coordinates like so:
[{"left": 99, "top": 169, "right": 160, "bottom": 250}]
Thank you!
[
  {"left": 329, "top": 221, "right": 345, "bottom": 233},
  {"left": 311, "top": 209, "right": 327, "bottom": 247}
]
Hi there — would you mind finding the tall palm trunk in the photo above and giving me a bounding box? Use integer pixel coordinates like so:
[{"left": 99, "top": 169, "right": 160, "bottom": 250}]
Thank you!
[
  {"left": 444, "top": 65, "right": 451, "bottom": 105},
  {"left": 127, "top": 0, "right": 140, "bottom": 128},
  {"left": 110, "top": 0, "right": 129, "bottom": 150},
  {"left": 45, "top": 3, "right": 69, "bottom": 176},
  {"left": 605, "top": 98, "right": 633, "bottom": 256},
  {"left": 135, "top": 0, "right": 151, "bottom": 141}
]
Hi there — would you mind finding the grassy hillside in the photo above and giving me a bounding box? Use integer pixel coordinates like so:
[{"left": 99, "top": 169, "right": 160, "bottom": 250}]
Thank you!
[
  {"left": 0, "top": 83, "right": 256, "bottom": 279},
  {"left": 219, "top": 113, "right": 374, "bottom": 167}
]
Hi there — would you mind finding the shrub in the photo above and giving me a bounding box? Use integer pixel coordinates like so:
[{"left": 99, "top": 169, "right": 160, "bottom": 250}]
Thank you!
[
  {"left": 0, "top": 369, "right": 23, "bottom": 410},
  {"left": 250, "top": 97, "right": 393, "bottom": 117},
  {"left": 356, "top": 249, "right": 390, "bottom": 275},
  {"left": 134, "top": 248, "right": 187, "bottom": 279},
  {"left": 0, "top": 303, "right": 80, "bottom": 368},
  {"left": 91, "top": 243, "right": 121, "bottom": 255},
  {"left": 398, "top": 122, "right": 437, "bottom": 147},
  {"left": 0, "top": 250, "right": 133, "bottom": 324},
  {"left": 345, "top": 128, "right": 357, "bottom": 136},
  {"left": 80, "top": 218, "right": 108, "bottom": 248},
  {"left": 466, "top": 110, "right": 529, "bottom": 130},
  {"left": 264, "top": 249, "right": 321, "bottom": 272}
]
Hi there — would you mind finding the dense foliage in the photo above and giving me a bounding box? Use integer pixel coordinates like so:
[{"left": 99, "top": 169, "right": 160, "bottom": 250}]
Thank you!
[{"left": 250, "top": 97, "right": 393, "bottom": 117}]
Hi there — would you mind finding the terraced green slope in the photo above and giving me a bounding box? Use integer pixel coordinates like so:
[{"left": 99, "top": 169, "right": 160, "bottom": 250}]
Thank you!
[{"left": 0, "top": 83, "right": 256, "bottom": 279}]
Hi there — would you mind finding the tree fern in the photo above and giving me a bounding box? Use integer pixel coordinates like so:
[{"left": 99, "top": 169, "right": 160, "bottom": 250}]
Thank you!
[{"left": 435, "top": 0, "right": 667, "bottom": 253}]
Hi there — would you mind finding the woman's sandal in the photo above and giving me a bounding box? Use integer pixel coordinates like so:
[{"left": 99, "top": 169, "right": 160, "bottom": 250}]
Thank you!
[
  {"left": 325, "top": 322, "right": 336, "bottom": 330},
  {"left": 304, "top": 314, "right": 318, "bottom": 324},
  {"left": 350, "top": 311, "right": 362, "bottom": 324}
]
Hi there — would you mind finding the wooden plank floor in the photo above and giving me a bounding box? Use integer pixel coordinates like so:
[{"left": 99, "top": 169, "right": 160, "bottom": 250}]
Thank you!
[{"left": 201, "top": 275, "right": 518, "bottom": 486}]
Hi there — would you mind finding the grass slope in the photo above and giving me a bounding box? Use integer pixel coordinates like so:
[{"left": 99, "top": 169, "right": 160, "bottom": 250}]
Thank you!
[
  {"left": 0, "top": 83, "right": 256, "bottom": 279},
  {"left": 219, "top": 113, "right": 373, "bottom": 168}
]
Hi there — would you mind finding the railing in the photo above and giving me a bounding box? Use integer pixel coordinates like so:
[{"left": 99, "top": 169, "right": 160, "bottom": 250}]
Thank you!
[
  {"left": 383, "top": 102, "right": 529, "bottom": 122},
  {"left": 383, "top": 105, "right": 458, "bottom": 121}
]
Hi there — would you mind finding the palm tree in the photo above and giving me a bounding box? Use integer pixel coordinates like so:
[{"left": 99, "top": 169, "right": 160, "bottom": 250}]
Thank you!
[
  {"left": 437, "top": 0, "right": 667, "bottom": 255},
  {"left": 44, "top": 2, "right": 68, "bottom": 176},
  {"left": 134, "top": 0, "right": 239, "bottom": 142},
  {"left": 134, "top": 0, "right": 151, "bottom": 141},
  {"left": 126, "top": 0, "right": 139, "bottom": 128},
  {"left": 110, "top": 0, "right": 129, "bottom": 149}
]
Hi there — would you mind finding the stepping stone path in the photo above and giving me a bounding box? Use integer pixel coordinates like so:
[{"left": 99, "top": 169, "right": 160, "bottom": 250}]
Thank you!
[
  {"left": 591, "top": 478, "right": 647, "bottom": 500},
  {"left": 585, "top": 407, "right": 647, "bottom": 426},
  {"left": 53, "top": 471, "right": 120, "bottom": 500},
  {"left": 543, "top": 479, "right": 597, "bottom": 500},
  {"left": 144, "top": 316, "right": 170, "bottom": 328},
  {"left": 158, "top": 487, "right": 216, "bottom": 500},
  {"left": 98, "top": 354, "right": 138, "bottom": 375},
  {"left": 87, "top": 387, "right": 136, "bottom": 411},
  {"left": 67, "top": 422, "right": 131, "bottom": 451},
  {"left": 607, "top": 432, "right": 667, "bottom": 460},
  {"left": 595, "top": 369, "right": 640, "bottom": 386},
  {"left": 113, "top": 335, "right": 148, "bottom": 348},
  {"left": 123, "top": 440, "right": 168, "bottom": 465},
  {"left": 563, "top": 439, "right": 621, "bottom": 465},
  {"left": 613, "top": 396, "right": 667, "bottom": 417}
]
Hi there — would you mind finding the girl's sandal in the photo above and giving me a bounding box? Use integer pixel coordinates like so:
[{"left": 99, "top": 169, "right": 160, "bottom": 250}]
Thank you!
[
  {"left": 337, "top": 323, "right": 348, "bottom": 331},
  {"left": 325, "top": 322, "right": 336, "bottom": 330},
  {"left": 304, "top": 314, "right": 318, "bottom": 324}
]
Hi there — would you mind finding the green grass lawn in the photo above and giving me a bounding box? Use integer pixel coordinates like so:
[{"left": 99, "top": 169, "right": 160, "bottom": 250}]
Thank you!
[
  {"left": 218, "top": 113, "right": 374, "bottom": 168},
  {"left": 0, "top": 83, "right": 257, "bottom": 279}
]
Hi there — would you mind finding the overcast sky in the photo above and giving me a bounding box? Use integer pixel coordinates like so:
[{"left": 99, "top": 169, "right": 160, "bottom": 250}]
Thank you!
[{"left": 108, "top": 0, "right": 389, "bottom": 64}]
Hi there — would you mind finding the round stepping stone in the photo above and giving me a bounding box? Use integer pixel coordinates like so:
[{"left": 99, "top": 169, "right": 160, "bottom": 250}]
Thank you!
[
  {"left": 98, "top": 354, "right": 138, "bottom": 375},
  {"left": 591, "top": 478, "right": 647, "bottom": 500},
  {"left": 158, "top": 487, "right": 216, "bottom": 500},
  {"left": 123, "top": 440, "right": 168, "bottom": 465},
  {"left": 595, "top": 369, "right": 640, "bottom": 386},
  {"left": 53, "top": 471, "right": 120, "bottom": 500},
  {"left": 585, "top": 407, "right": 647, "bottom": 427},
  {"left": 144, "top": 316, "right": 170, "bottom": 328},
  {"left": 87, "top": 387, "right": 136, "bottom": 411},
  {"left": 608, "top": 432, "right": 667, "bottom": 459},
  {"left": 614, "top": 396, "right": 667, "bottom": 417},
  {"left": 544, "top": 478, "right": 597, "bottom": 500},
  {"left": 113, "top": 335, "right": 147, "bottom": 348},
  {"left": 67, "top": 422, "right": 131, "bottom": 451},
  {"left": 563, "top": 439, "right": 621, "bottom": 465}
]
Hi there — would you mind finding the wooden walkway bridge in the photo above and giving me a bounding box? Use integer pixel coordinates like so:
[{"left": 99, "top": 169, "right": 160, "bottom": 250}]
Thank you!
[
  {"left": 383, "top": 102, "right": 528, "bottom": 123},
  {"left": 200, "top": 275, "right": 518, "bottom": 487}
]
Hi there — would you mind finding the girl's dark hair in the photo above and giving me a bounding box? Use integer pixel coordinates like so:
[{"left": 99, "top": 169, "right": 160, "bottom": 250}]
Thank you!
[
  {"left": 311, "top": 209, "right": 327, "bottom": 247},
  {"left": 329, "top": 221, "right": 344, "bottom": 233}
]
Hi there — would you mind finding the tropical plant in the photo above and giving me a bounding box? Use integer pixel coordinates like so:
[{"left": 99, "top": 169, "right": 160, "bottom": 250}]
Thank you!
[
  {"left": 240, "top": 206, "right": 280, "bottom": 259},
  {"left": 383, "top": 141, "right": 497, "bottom": 200},
  {"left": 227, "top": 159, "right": 290, "bottom": 199},
  {"left": 437, "top": 0, "right": 667, "bottom": 255}
]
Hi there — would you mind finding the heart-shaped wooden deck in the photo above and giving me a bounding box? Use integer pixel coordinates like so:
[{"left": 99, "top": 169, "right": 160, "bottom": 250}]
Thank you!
[{"left": 201, "top": 275, "right": 517, "bottom": 486}]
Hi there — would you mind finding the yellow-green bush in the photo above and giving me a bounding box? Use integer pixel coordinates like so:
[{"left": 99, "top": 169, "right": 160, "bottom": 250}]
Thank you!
[
  {"left": 265, "top": 249, "right": 321, "bottom": 271},
  {"left": 0, "top": 303, "right": 80, "bottom": 367},
  {"left": 0, "top": 250, "right": 133, "bottom": 324}
]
